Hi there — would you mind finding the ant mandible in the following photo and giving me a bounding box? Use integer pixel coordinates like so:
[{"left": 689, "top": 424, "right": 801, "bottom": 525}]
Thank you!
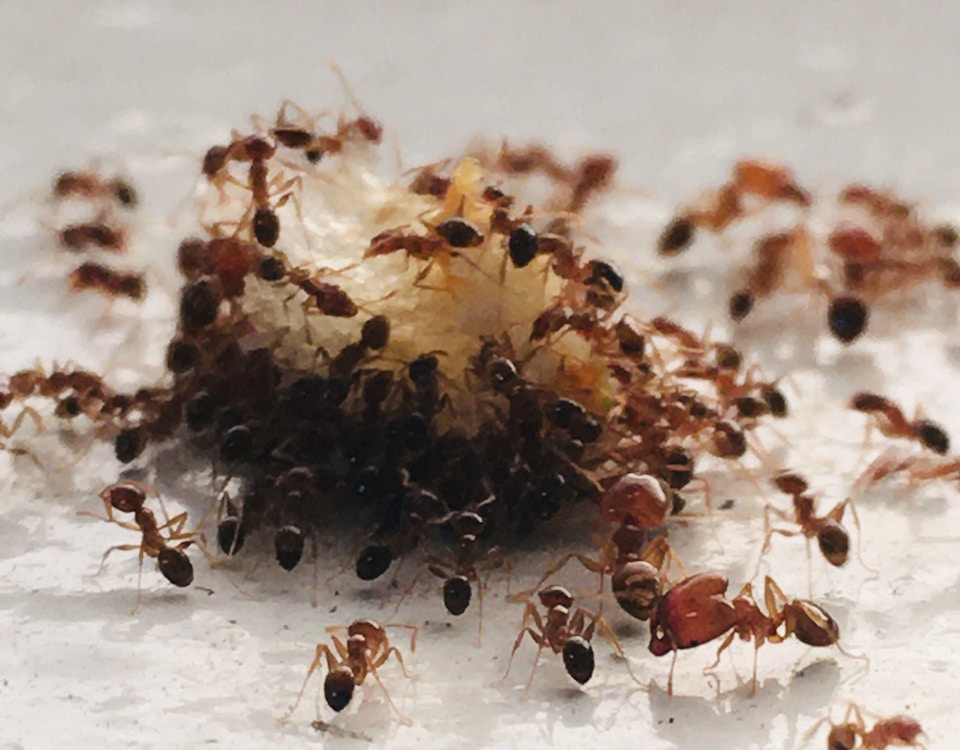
[
  {"left": 78, "top": 481, "right": 204, "bottom": 614},
  {"left": 803, "top": 703, "right": 925, "bottom": 749},
  {"left": 281, "top": 618, "right": 417, "bottom": 726},
  {"left": 497, "top": 585, "right": 641, "bottom": 698}
]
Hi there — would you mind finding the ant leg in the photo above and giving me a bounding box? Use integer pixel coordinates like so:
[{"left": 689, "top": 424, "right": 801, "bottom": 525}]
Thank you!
[
  {"left": 92, "top": 542, "right": 140, "bottom": 576},
  {"left": 386, "top": 565, "right": 430, "bottom": 619},
  {"left": 131, "top": 545, "right": 147, "bottom": 615},
  {"left": 800, "top": 714, "right": 834, "bottom": 745},
  {"left": 520, "top": 637, "right": 547, "bottom": 700},
  {"left": 374, "top": 645, "right": 415, "bottom": 680},
  {"left": 508, "top": 552, "right": 603, "bottom": 603},
  {"left": 280, "top": 644, "right": 338, "bottom": 723},
  {"left": 494, "top": 603, "right": 542, "bottom": 684},
  {"left": 384, "top": 623, "right": 419, "bottom": 654},
  {"left": 666, "top": 648, "right": 678, "bottom": 696},
  {"left": 475, "top": 571, "right": 485, "bottom": 648},
  {"left": 703, "top": 631, "right": 737, "bottom": 678},
  {"left": 367, "top": 660, "right": 413, "bottom": 726},
  {"left": 591, "top": 612, "right": 645, "bottom": 686}
]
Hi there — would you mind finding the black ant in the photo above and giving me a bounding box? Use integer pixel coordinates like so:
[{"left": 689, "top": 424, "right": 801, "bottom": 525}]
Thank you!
[
  {"left": 282, "top": 619, "right": 417, "bottom": 725},
  {"left": 78, "top": 481, "right": 205, "bottom": 613}
]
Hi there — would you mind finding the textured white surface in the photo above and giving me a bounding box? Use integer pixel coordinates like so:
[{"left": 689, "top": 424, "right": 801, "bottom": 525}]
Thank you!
[{"left": 1, "top": 3, "right": 959, "bottom": 749}]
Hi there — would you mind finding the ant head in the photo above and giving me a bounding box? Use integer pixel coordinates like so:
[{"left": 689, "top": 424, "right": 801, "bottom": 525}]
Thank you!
[
  {"left": 202, "top": 145, "right": 229, "bottom": 177},
  {"left": 562, "top": 636, "right": 595, "bottom": 685},
  {"left": 538, "top": 585, "right": 574, "bottom": 611},
  {"left": 788, "top": 601, "right": 840, "bottom": 647},
  {"left": 101, "top": 482, "right": 145, "bottom": 513},
  {"left": 217, "top": 517, "right": 244, "bottom": 556},
  {"left": 827, "top": 724, "right": 857, "bottom": 750},
  {"left": 324, "top": 666, "right": 356, "bottom": 712},
  {"left": 442, "top": 575, "right": 472, "bottom": 616},
  {"left": 816, "top": 520, "right": 849, "bottom": 567},
  {"left": 453, "top": 511, "right": 484, "bottom": 537},
  {"left": 612, "top": 560, "right": 661, "bottom": 621},
  {"left": 712, "top": 420, "right": 747, "bottom": 459},
  {"left": 773, "top": 471, "right": 808, "bottom": 497},
  {"left": 600, "top": 473, "right": 669, "bottom": 529},
  {"left": 828, "top": 296, "right": 869, "bottom": 343},
  {"left": 486, "top": 358, "right": 519, "bottom": 394},
  {"left": 157, "top": 546, "right": 194, "bottom": 588},
  {"left": 274, "top": 525, "right": 305, "bottom": 571},
  {"left": 355, "top": 544, "right": 392, "bottom": 581}
]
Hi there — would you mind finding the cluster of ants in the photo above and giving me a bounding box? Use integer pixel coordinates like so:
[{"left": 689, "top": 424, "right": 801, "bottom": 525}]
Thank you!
[
  {"left": 658, "top": 158, "right": 960, "bottom": 343},
  {"left": 42, "top": 166, "right": 147, "bottom": 301},
  {"left": 0, "top": 91, "right": 937, "bottom": 747}
]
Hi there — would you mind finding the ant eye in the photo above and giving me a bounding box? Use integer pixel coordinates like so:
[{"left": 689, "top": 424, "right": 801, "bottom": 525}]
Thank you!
[
  {"left": 442, "top": 575, "right": 472, "bottom": 616},
  {"left": 562, "top": 636, "right": 595, "bottom": 684},
  {"left": 324, "top": 669, "right": 356, "bottom": 712},
  {"left": 828, "top": 296, "right": 868, "bottom": 343},
  {"left": 157, "top": 547, "right": 194, "bottom": 587},
  {"left": 355, "top": 545, "right": 392, "bottom": 581}
]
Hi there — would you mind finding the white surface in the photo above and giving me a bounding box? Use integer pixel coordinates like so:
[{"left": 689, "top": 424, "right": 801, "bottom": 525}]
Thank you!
[{"left": 1, "top": 3, "right": 959, "bottom": 749}]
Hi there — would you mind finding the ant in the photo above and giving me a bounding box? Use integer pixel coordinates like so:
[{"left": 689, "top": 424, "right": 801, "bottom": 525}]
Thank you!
[
  {"left": 52, "top": 169, "right": 138, "bottom": 209},
  {"left": 68, "top": 262, "right": 146, "bottom": 301},
  {"left": 511, "top": 525, "right": 684, "bottom": 622},
  {"left": 284, "top": 263, "right": 359, "bottom": 318},
  {"left": 851, "top": 448, "right": 960, "bottom": 496},
  {"left": 649, "top": 573, "right": 859, "bottom": 695},
  {"left": 395, "top": 511, "right": 499, "bottom": 644},
  {"left": 59, "top": 221, "right": 128, "bottom": 253},
  {"left": 849, "top": 392, "right": 950, "bottom": 455},
  {"left": 78, "top": 481, "right": 205, "bottom": 614},
  {"left": 804, "top": 704, "right": 925, "bottom": 749},
  {"left": 282, "top": 619, "right": 417, "bottom": 725},
  {"left": 497, "top": 585, "right": 640, "bottom": 698},
  {"left": 761, "top": 471, "right": 861, "bottom": 571}
]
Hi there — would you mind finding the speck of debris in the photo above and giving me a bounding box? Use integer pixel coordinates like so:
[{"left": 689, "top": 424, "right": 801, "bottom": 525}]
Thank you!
[
  {"left": 669, "top": 717, "right": 674, "bottom": 724},
  {"left": 329, "top": 605, "right": 338, "bottom": 614},
  {"left": 228, "top": 619, "right": 237, "bottom": 625},
  {"left": 719, "top": 499, "right": 735, "bottom": 510}
]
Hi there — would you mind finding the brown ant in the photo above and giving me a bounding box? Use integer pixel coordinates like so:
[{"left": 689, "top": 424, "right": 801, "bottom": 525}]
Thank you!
[
  {"left": 851, "top": 447, "right": 960, "bottom": 496},
  {"left": 850, "top": 392, "right": 950, "bottom": 455},
  {"left": 497, "top": 585, "right": 639, "bottom": 697},
  {"left": 649, "top": 573, "right": 859, "bottom": 695},
  {"left": 59, "top": 221, "right": 127, "bottom": 253},
  {"left": 761, "top": 470, "right": 860, "bottom": 570},
  {"left": 395, "top": 511, "right": 499, "bottom": 644},
  {"left": 78, "top": 481, "right": 204, "bottom": 613},
  {"left": 510, "top": 526, "right": 684, "bottom": 622},
  {"left": 52, "top": 169, "right": 138, "bottom": 208},
  {"left": 68, "top": 262, "right": 146, "bottom": 301},
  {"left": 804, "top": 704, "right": 925, "bottom": 749},
  {"left": 282, "top": 619, "right": 417, "bottom": 725}
]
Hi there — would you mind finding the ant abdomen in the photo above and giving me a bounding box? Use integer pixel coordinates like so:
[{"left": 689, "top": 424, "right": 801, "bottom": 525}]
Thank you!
[
  {"left": 561, "top": 636, "right": 594, "bottom": 684},
  {"left": 356, "top": 544, "right": 392, "bottom": 581},
  {"left": 275, "top": 525, "right": 305, "bottom": 571},
  {"left": 442, "top": 575, "right": 471, "bottom": 615},
  {"left": 816, "top": 520, "right": 849, "bottom": 567},
  {"left": 157, "top": 547, "right": 194, "bottom": 587},
  {"left": 324, "top": 666, "right": 356, "bottom": 712}
]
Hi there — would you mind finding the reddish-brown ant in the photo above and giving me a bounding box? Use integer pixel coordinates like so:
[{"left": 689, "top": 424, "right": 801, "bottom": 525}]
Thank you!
[
  {"left": 282, "top": 619, "right": 417, "bottom": 725},
  {"left": 52, "top": 169, "right": 138, "bottom": 209},
  {"left": 78, "top": 481, "right": 204, "bottom": 613},
  {"left": 849, "top": 392, "right": 950, "bottom": 455},
  {"left": 497, "top": 585, "right": 640, "bottom": 697},
  {"left": 761, "top": 470, "right": 860, "bottom": 570},
  {"left": 804, "top": 704, "right": 926, "bottom": 750},
  {"left": 649, "top": 573, "right": 859, "bottom": 695},
  {"left": 68, "top": 262, "right": 146, "bottom": 301},
  {"left": 59, "top": 221, "right": 127, "bottom": 253}
]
